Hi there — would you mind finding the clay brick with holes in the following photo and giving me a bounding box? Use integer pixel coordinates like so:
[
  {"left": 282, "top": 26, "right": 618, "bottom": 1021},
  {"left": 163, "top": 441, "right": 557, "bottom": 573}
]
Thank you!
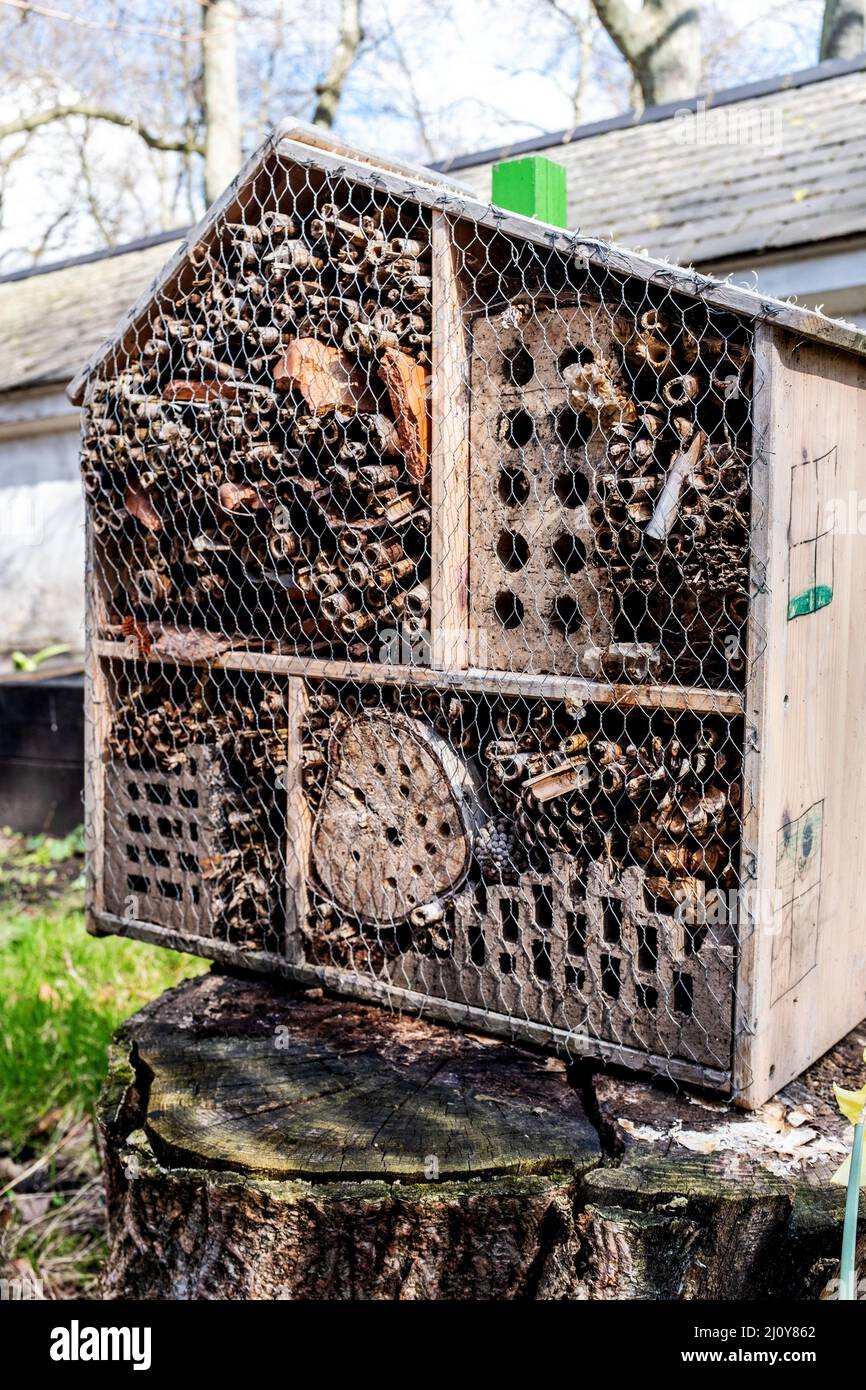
[{"left": 104, "top": 753, "right": 223, "bottom": 936}]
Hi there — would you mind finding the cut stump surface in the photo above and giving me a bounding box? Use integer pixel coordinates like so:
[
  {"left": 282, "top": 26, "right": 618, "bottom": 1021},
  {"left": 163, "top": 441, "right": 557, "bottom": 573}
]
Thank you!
[{"left": 135, "top": 973, "right": 597, "bottom": 1181}]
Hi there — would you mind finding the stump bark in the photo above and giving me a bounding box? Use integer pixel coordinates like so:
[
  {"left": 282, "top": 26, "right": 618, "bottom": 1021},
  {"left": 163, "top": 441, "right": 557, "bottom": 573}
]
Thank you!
[{"left": 99, "top": 971, "right": 865, "bottom": 1300}]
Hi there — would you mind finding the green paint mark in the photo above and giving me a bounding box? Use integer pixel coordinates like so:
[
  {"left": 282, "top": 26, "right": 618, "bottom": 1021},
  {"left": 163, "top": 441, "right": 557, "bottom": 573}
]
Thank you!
[
  {"left": 492, "top": 157, "right": 568, "bottom": 228},
  {"left": 787, "top": 584, "right": 833, "bottom": 620}
]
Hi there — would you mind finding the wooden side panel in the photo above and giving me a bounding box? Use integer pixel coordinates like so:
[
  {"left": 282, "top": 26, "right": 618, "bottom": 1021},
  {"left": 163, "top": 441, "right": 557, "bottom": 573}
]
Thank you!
[
  {"left": 736, "top": 326, "right": 866, "bottom": 1106},
  {"left": 429, "top": 209, "right": 471, "bottom": 671},
  {"left": 84, "top": 520, "right": 110, "bottom": 925},
  {"left": 284, "top": 677, "right": 311, "bottom": 962}
]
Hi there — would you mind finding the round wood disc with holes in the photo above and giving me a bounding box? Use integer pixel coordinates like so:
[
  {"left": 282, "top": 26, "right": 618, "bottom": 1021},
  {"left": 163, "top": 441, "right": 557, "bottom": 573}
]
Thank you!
[{"left": 312, "top": 712, "right": 482, "bottom": 925}]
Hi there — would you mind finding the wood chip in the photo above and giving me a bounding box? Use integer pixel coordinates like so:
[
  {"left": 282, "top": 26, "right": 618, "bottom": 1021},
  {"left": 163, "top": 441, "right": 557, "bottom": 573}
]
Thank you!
[
  {"left": 761, "top": 1100, "right": 787, "bottom": 1121},
  {"left": 674, "top": 1129, "right": 720, "bottom": 1154},
  {"left": 786, "top": 1104, "right": 815, "bottom": 1127},
  {"left": 217, "top": 482, "right": 270, "bottom": 513}
]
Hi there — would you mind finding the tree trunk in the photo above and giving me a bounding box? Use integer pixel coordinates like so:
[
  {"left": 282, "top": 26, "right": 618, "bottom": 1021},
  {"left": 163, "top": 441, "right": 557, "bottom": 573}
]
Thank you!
[
  {"left": 202, "top": 0, "right": 241, "bottom": 205},
  {"left": 820, "top": 0, "right": 866, "bottom": 60},
  {"left": 312, "top": 0, "right": 363, "bottom": 129},
  {"left": 98, "top": 972, "right": 865, "bottom": 1300},
  {"left": 591, "top": 0, "right": 701, "bottom": 108}
]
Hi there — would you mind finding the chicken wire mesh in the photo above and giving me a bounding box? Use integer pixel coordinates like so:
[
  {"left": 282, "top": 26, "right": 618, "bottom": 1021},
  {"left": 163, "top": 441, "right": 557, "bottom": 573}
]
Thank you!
[{"left": 79, "top": 143, "right": 764, "bottom": 1089}]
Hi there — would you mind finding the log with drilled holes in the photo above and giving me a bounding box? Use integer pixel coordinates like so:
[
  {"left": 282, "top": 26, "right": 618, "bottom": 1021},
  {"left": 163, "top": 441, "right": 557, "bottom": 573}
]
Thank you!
[
  {"left": 98, "top": 972, "right": 865, "bottom": 1300},
  {"left": 311, "top": 710, "right": 485, "bottom": 922}
]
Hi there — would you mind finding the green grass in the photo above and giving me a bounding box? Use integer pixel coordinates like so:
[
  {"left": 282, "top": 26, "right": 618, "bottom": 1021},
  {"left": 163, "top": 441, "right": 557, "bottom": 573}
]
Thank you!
[
  {"left": 0, "top": 826, "right": 205, "bottom": 1296},
  {"left": 0, "top": 831, "right": 204, "bottom": 1154}
]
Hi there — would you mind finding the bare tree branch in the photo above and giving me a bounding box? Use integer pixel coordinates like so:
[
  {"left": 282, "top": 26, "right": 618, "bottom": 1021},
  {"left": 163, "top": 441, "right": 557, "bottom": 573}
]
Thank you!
[
  {"left": 312, "top": 0, "right": 363, "bottom": 128},
  {"left": 539, "top": 0, "right": 597, "bottom": 122},
  {"left": 0, "top": 103, "right": 203, "bottom": 154}
]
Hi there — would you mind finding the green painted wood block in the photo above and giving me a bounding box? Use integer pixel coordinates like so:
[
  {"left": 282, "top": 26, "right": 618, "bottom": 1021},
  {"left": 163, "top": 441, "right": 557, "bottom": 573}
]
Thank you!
[{"left": 492, "top": 156, "right": 568, "bottom": 228}]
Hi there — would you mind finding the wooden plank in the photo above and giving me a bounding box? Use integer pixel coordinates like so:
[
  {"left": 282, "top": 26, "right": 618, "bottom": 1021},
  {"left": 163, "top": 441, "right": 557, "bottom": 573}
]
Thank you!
[
  {"left": 283, "top": 678, "right": 310, "bottom": 963},
  {"left": 274, "top": 119, "right": 467, "bottom": 195},
  {"left": 430, "top": 208, "right": 471, "bottom": 670},
  {"left": 84, "top": 520, "right": 110, "bottom": 922},
  {"left": 92, "top": 639, "right": 744, "bottom": 715},
  {"left": 735, "top": 325, "right": 866, "bottom": 1107},
  {"left": 735, "top": 322, "right": 778, "bottom": 1104},
  {"left": 0, "top": 660, "right": 85, "bottom": 683}
]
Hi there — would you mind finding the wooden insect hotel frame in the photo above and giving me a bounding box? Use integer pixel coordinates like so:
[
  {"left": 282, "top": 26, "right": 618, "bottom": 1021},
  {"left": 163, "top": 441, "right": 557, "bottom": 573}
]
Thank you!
[{"left": 70, "top": 124, "right": 866, "bottom": 1108}]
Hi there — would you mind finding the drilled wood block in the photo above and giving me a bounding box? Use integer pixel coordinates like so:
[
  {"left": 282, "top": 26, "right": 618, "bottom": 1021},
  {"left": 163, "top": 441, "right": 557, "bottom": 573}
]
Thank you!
[
  {"left": 469, "top": 304, "right": 616, "bottom": 675},
  {"left": 311, "top": 711, "right": 482, "bottom": 923},
  {"left": 467, "top": 297, "right": 752, "bottom": 687}
]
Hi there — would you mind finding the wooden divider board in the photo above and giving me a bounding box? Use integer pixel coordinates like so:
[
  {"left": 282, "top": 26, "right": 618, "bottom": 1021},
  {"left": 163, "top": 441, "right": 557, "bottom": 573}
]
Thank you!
[
  {"left": 92, "top": 640, "right": 743, "bottom": 715},
  {"left": 737, "top": 325, "right": 866, "bottom": 1106},
  {"left": 84, "top": 520, "right": 110, "bottom": 925},
  {"left": 284, "top": 678, "right": 311, "bottom": 962},
  {"left": 430, "top": 209, "right": 471, "bottom": 671}
]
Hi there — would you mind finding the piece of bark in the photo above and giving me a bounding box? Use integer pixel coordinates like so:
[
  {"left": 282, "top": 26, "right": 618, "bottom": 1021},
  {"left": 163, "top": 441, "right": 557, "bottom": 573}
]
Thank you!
[
  {"left": 273, "top": 338, "right": 378, "bottom": 414},
  {"left": 217, "top": 481, "right": 271, "bottom": 513},
  {"left": 312, "top": 712, "right": 484, "bottom": 924},
  {"left": 378, "top": 347, "right": 429, "bottom": 482},
  {"left": 146, "top": 625, "right": 233, "bottom": 665},
  {"left": 124, "top": 485, "right": 162, "bottom": 533}
]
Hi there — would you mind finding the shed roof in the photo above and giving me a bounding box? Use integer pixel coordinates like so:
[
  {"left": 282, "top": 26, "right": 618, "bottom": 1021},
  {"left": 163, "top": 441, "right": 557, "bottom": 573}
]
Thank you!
[
  {"left": 0, "top": 231, "right": 183, "bottom": 396},
  {"left": 442, "top": 55, "right": 866, "bottom": 267}
]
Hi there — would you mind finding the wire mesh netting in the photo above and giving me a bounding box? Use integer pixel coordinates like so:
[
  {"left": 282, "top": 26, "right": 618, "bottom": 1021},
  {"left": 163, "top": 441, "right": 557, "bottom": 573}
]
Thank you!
[{"left": 80, "top": 143, "right": 763, "bottom": 1087}]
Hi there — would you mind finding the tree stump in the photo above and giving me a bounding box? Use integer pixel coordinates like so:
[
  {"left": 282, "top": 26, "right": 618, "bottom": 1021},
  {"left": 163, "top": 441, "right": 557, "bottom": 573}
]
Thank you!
[
  {"left": 98, "top": 972, "right": 601, "bottom": 1299},
  {"left": 99, "top": 971, "right": 865, "bottom": 1300}
]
